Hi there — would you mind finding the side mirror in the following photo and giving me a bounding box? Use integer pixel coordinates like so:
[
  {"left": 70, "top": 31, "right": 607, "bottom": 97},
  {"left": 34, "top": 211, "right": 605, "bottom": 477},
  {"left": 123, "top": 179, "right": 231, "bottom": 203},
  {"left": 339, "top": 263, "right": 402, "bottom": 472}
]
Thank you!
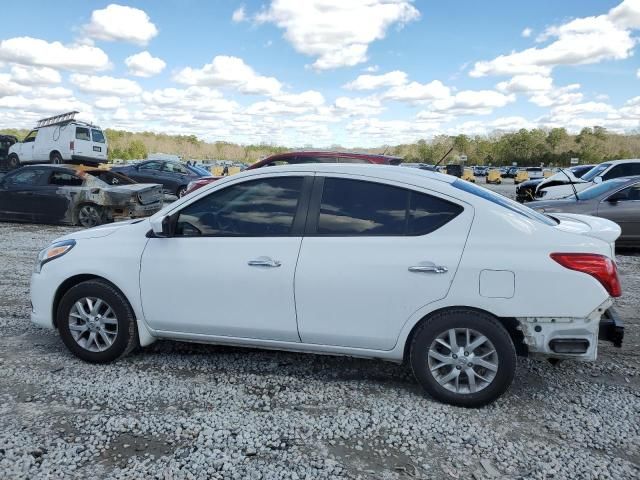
[
  {"left": 594, "top": 176, "right": 603, "bottom": 184},
  {"left": 150, "top": 214, "right": 173, "bottom": 236}
]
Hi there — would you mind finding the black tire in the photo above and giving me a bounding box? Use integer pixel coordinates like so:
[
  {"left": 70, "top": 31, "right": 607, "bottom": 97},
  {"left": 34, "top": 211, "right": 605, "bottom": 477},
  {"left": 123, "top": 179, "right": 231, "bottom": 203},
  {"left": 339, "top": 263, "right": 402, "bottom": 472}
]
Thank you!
[
  {"left": 176, "top": 185, "right": 188, "bottom": 198},
  {"left": 77, "top": 203, "right": 104, "bottom": 228},
  {"left": 57, "top": 280, "right": 138, "bottom": 363},
  {"left": 50, "top": 152, "right": 63, "bottom": 164},
  {"left": 410, "top": 308, "right": 516, "bottom": 408},
  {"left": 7, "top": 154, "right": 19, "bottom": 170}
]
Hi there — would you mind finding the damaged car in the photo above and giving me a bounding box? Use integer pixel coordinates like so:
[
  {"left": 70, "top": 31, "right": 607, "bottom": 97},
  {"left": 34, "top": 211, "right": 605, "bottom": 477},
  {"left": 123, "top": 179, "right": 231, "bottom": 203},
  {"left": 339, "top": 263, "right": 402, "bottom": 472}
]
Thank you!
[
  {"left": 0, "top": 165, "right": 163, "bottom": 228},
  {"left": 30, "top": 164, "right": 624, "bottom": 407}
]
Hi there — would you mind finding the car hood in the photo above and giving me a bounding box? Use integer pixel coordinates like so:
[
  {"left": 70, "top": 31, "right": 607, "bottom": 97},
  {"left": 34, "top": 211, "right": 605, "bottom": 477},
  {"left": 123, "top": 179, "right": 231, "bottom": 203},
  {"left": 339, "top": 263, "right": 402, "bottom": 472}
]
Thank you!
[
  {"left": 551, "top": 213, "right": 621, "bottom": 244},
  {"left": 538, "top": 182, "right": 592, "bottom": 199},
  {"left": 57, "top": 219, "right": 147, "bottom": 241}
]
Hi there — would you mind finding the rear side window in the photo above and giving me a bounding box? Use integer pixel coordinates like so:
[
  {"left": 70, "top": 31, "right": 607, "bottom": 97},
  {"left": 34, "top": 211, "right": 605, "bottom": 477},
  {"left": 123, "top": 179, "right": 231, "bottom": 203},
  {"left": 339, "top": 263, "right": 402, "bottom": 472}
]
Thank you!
[
  {"left": 91, "top": 129, "right": 105, "bottom": 143},
  {"left": 75, "top": 127, "right": 90, "bottom": 141},
  {"left": 49, "top": 172, "right": 83, "bottom": 187},
  {"left": 452, "top": 179, "right": 557, "bottom": 226},
  {"left": 176, "top": 177, "right": 303, "bottom": 236},
  {"left": 602, "top": 163, "right": 640, "bottom": 181},
  {"left": 316, "top": 178, "right": 462, "bottom": 236}
]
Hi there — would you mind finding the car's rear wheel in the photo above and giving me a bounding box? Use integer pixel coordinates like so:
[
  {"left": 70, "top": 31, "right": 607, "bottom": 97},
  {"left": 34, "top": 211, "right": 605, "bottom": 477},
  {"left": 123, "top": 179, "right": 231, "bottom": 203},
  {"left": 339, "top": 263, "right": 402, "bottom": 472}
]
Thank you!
[
  {"left": 57, "top": 280, "right": 138, "bottom": 363},
  {"left": 77, "top": 204, "right": 104, "bottom": 228},
  {"left": 8, "top": 154, "right": 19, "bottom": 170},
  {"left": 51, "top": 152, "right": 63, "bottom": 164},
  {"left": 410, "top": 309, "right": 516, "bottom": 407}
]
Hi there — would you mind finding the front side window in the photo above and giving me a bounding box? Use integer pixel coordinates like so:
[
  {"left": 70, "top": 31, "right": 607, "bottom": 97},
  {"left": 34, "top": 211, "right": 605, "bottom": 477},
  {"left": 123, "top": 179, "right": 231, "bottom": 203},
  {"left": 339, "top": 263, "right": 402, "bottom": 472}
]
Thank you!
[
  {"left": 316, "top": 178, "right": 462, "bottom": 236},
  {"left": 23, "top": 130, "right": 38, "bottom": 143},
  {"left": 602, "top": 163, "right": 640, "bottom": 181},
  {"left": 139, "top": 161, "right": 162, "bottom": 171},
  {"left": 577, "top": 178, "right": 629, "bottom": 200},
  {"left": 91, "top": 129, "right": 105, "bottom": 143},
  {"left": 176, "top": 177, "right": 303, "bottom": 236},
  {"left": 49, "top": 171, "right": 84, "bottom": 187},
  {"left": 4, "top": 169, "right": 45, "bottom": 186},
  {"left": 75, "top": 127, "right": 91, "bottom": 141},
  {"left": 606, "top": 182, "right": 640, "bottom": 202}
]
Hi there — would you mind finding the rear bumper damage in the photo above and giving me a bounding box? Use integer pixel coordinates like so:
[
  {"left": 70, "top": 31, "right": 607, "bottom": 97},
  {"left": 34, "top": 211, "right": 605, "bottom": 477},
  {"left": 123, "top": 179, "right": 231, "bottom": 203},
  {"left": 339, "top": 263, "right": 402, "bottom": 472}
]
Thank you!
[{"left": 516, "top": 299, "right": 622, "bottom": 361}]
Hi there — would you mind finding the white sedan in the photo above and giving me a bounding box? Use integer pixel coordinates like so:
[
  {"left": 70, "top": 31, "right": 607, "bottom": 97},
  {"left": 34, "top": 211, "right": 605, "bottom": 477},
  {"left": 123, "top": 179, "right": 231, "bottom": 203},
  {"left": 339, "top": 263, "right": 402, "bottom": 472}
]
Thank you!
[{"left": 30, "top": 164, "right": 623, "bottom": 407}]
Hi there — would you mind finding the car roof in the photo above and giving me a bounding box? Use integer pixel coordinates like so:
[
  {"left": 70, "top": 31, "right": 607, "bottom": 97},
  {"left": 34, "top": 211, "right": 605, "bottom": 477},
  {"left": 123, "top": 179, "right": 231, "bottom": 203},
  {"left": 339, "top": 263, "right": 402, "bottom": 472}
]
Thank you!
[
  {"left": 264, "top": 150, "right": 402, "bottom": 161},
  {"left": 601, "top": 159, "right": 640, "bottom": 164},
  {"left": 227, "top": 163, "right": 456, "bottom": 185}
]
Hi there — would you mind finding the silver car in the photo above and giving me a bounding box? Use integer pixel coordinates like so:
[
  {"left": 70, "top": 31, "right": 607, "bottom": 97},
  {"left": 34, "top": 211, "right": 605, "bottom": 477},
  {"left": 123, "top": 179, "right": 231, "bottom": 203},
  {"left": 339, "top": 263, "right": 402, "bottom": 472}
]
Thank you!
[{"left": 529, "top": 176, "right": 640, "bottom": 247}]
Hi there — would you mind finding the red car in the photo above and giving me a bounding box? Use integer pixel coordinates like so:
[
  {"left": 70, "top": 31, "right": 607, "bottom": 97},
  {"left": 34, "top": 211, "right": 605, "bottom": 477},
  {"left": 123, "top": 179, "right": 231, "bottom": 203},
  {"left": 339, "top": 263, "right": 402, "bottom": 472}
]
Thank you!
[{"left": 184, "top": 150, "right": 403, "bottom": 194}]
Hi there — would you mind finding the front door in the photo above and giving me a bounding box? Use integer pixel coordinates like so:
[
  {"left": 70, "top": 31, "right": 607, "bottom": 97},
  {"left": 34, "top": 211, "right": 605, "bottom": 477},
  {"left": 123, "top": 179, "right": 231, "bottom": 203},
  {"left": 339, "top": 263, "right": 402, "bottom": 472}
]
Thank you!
[
  {"left": 17, "top": 130, "right": 37, "bottom": 163},
  {"left": 140, "top": 174, "right": 311, "bottom": 341},
  {"left": 295, "top": 176, "right": 473, "bottom": 350},
  {"left": 598, "top": 181, "right": 640, "bottom": 243},
  {"left": 0, "top": 168, "right": 48, "bottom": 222}
]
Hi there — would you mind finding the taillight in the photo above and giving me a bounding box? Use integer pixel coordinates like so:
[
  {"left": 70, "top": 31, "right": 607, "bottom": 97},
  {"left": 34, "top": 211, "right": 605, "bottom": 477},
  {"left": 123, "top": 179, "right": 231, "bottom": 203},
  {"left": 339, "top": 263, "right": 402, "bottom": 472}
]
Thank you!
[
  {"left": 70, "top": 141, "right": 74, "bottom": 151},
  {"left": 550, "top": 253, "right": 621, "bottom": 297}
]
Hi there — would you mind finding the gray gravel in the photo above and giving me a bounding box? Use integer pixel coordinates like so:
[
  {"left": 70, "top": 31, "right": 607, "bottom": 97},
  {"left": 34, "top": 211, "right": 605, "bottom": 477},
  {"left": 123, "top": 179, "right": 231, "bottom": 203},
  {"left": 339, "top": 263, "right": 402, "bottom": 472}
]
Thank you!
[{"left": 1, "top": 180, "right": 639, "bottom": 479}]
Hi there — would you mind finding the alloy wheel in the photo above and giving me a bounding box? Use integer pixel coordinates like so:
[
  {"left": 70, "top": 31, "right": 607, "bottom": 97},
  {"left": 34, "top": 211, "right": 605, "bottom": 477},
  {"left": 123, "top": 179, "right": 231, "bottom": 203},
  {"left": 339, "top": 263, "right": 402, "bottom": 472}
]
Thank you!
[
  {"left": 68, "top": 297, "right": 118, "bottom": 352},
  {"left": 78, "top": 205, "right": 101, "bottom": 228}
]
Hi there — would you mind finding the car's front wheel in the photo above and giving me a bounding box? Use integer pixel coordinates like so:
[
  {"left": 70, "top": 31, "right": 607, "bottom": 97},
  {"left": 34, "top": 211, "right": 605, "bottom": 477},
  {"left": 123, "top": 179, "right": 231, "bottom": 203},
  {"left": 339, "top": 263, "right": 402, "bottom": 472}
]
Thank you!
[
  {"left": 7, "top": 154, "right": 20, "bottom": 170},
  {"left": 410, "top": 309, "right": 516, "bottom": 407},
  {"left": 57, "top": 280, "right": 138, "bottom": 363}
]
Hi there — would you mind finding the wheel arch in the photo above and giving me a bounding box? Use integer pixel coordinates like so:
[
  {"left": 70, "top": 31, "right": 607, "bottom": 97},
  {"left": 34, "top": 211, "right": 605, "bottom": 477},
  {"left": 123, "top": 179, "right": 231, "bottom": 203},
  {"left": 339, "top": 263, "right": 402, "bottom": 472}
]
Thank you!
[
  {"left": 52, "top": 273, "right": 155, "bottom": 346},
  {"left": 402, "top": 305, "right": 528, "bottom": 363},
  {"left": 49, "top": 150, "right": 62, "bottom": 161}
]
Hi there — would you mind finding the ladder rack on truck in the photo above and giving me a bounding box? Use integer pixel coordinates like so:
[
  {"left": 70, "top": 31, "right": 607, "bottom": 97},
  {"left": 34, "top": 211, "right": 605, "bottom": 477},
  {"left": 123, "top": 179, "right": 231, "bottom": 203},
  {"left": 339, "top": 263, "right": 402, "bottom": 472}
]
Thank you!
[{"left": 36, "top": 111, "right": 79, "bottom": 128}]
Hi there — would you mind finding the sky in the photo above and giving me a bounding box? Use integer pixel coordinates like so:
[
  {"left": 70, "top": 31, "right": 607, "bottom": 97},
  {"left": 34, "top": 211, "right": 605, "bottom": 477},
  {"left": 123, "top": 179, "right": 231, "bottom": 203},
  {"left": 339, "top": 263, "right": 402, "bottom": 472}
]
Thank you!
[{"left": 0, "top": 0, "right": 638, "bottom": 147}]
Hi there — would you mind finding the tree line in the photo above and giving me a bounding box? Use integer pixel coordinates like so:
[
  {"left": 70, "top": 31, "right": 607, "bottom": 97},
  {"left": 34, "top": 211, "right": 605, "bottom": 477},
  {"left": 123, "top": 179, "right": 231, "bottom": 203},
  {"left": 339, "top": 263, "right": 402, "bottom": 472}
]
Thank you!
[{"left": 2, "top": 126, "right": 639, "bottom": 166}]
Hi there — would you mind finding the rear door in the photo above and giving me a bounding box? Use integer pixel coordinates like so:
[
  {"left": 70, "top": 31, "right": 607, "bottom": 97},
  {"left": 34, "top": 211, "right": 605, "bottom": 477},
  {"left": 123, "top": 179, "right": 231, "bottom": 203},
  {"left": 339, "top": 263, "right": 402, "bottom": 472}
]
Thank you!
[
  {"left": 36, "top": 170, "right": 85, "bottom": 223},
  {"left": 294, "top": 176, "right": 473, "bottom": 350},
  {"left": 74, "top": 126, "right": 92, "bottom": 159},
  {"left": 90, "top": 128, "right": 107, "bottom": 161},
  {"left": 133, "top": 161, "right": 164, "bottom": 184},
  {"left": 598, "top": 181, "right": 640, "bottom": 242}
]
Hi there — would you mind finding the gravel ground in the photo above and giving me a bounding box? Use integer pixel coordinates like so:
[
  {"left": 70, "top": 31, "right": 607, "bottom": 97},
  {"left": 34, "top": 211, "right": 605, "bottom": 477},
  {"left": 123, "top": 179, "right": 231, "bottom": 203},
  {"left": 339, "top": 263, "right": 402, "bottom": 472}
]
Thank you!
[{"left": 1, "top": 180, "right": 639, "bottom": 480}]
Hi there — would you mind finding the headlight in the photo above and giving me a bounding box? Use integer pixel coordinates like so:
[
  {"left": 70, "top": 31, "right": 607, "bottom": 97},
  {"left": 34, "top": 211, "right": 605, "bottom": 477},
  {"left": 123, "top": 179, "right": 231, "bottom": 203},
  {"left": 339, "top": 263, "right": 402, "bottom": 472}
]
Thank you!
[{"left": 34, "top": 239, "right": 76, "bottom": 273}]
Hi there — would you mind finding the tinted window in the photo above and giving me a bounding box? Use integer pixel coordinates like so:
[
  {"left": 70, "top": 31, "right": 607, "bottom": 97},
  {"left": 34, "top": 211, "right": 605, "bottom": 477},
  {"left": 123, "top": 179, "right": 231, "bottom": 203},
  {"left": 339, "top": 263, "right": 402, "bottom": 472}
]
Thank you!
[
  {"left": 91, "top": 129, "right": 105, "bottom": 143},
  {"left": 602, "top": 163, "right": 640, "bottom": 181},
  {"left": 607, "top": 182, "right": 640, "bottom": 202},
  {"left": 49, "top": 171, "right": 84, "bottom": 187},
  {"left": 581, "top": 163, "right": 611, "bottom": 182},
  {"left": 75, "top": 127, "right": 90, "bottom": 141},
  {"left": 318, "top": 178, "right": 406, "bottom": 235},
  {"left": 139, "top": 161, "right": 162, "bottom": 171},
  {"left": 452, "top": 179, "right": 557, "bottom": 226},
  {"left": 409, "top": 192, "right": 463, "bottom": 235},
  {"left": 3, "top": 169, "right": 45, "bottom": 186},
  {"left": 176, "top": 177, "right": 303, "bottom": 236},
  {"left": 577, "top": 179, "right": 629, "bottom": 200}
]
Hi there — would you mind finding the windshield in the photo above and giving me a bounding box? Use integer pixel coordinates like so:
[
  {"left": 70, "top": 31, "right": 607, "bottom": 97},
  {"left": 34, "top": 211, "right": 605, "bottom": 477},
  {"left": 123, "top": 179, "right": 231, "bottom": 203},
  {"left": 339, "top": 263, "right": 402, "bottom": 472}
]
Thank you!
[
  {"left": 581, "top": 163, "right": 610, "bottom": 182},
  {"left": 188, "top": 165, "right": 211, "bottom": 176},
  {"left": 452, "top": 179, "right": 557, "bottom": 226},
  {"left": 577, "top": 178, "right": 629, "bottom": 200}
]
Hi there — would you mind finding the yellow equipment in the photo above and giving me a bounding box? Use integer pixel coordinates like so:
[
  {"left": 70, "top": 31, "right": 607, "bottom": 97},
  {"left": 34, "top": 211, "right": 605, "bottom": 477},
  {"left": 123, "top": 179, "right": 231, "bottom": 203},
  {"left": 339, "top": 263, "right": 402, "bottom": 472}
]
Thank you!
[
  {"left": 485, "top": 169, "right": 502, "bottom": 184},
  {"left": 462, "top": 167, "right": 476, "bottom": 183},
  {"left": 514, "top": 170, "right": 529, "bottom": 184}
]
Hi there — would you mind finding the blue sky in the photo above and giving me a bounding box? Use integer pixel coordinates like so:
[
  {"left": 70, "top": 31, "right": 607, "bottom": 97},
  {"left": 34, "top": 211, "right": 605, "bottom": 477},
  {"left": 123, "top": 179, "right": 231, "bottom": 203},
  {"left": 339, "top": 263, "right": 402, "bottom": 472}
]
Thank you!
[{"left": 0, "top": 0, "right": 638, "bottom": 147}]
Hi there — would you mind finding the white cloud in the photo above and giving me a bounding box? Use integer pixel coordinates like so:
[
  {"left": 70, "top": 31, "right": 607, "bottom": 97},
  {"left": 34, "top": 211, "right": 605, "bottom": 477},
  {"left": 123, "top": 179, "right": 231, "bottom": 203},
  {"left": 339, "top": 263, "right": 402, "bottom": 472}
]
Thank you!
[
  {"left": 0, "top": 94, "right": 91, "bottom": 114},
  {"left": 332, "top": 96, "right": 384, "bottom": 116},
  {"left": 94, "top": 97, "right": 122, "bottom": 110},
  {"left": 70, "top": 74, "right": 142, "bottom": 97},
  {"left": 521, "top": 27, "right": 533, "bottom": 38},
  {"left": 383, "top": 80, "right": 451, "bottom": 102},
  {"left": 174, "top": 55, "right": 282, "bottom": 95},
  {"left": 141, "top": 86, "right": 238, "bottom": 116},
  {"left": 255, "top": 0, "right": 420, "bottom": 70},
  {"left": 246, "top": 90, "right": 325, "bottom": 116},
  {"left": 10, "top": 65, "right": 61, "bottom": 85},
  {"left": 471, "top": 0, "right": 640, "bottom": 77},
  {"left": 125, "top": 51, "right": 166, "bottom": 77},
  {"left": 0, "top": 37, "right": 109, "bottom": 72},
  {"left": 35, "top": 86, "right": 73, "bottom": 99},
  {"left": 0, "top": 73, "right": 28, "bottom": 96},
  {"left": 529, "top": 84, "right": 583, "bottom": 107},
  {"left": 637, "top": 68, "right": 640, "bottom": 78},
  {"left": 83, "top": 4, "right": 158, "bottom": 45},
  {"left": 496, "top": 74, "right": 553, "bottom": 93},
  {"left": 364, "top": 65, "right": 379, "bottom": 72},
  {"left": 344, "top": 70, "right": 408, "bottom": 90},
  {"left": 232, "top": 6, "right": 247, "bottom": 22},
  {"left": 430, "top": 90, "right": 515, "bottom": 115}
]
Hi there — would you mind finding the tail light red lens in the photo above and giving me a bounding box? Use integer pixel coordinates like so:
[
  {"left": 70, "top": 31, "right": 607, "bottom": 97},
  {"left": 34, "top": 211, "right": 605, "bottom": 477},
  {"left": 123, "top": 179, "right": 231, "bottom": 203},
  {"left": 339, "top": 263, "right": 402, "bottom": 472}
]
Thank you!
[
  {"left": 70, "top": 141, "right": 74, "bottom": 151},
  {"left": 551, "top": 253, "right": 621, "bottom": 297}
]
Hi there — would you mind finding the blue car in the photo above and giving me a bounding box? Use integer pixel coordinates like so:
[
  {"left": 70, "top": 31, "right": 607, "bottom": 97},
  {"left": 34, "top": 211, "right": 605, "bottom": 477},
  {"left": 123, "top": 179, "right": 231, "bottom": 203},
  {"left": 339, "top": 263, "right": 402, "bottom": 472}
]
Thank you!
[{"left": 113, "top": 160, "right": 211, "bottom": 197}]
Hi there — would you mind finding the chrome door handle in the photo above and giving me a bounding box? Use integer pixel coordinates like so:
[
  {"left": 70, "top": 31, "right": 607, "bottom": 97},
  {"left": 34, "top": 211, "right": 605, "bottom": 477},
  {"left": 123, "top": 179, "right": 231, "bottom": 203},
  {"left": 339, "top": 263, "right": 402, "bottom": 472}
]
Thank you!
[
  {"left": 248, "top": 256, "right": 281, "bottom": 268},
  {"left": 408, "top": 263, "right": 448, "bottom": 274}
]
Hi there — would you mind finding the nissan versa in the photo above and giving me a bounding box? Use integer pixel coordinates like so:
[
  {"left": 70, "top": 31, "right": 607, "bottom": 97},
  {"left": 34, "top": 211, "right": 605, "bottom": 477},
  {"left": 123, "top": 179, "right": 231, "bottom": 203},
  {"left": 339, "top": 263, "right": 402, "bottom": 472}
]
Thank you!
[{"left": 30, "top": 165, "right": 624, "bottom": 407}]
